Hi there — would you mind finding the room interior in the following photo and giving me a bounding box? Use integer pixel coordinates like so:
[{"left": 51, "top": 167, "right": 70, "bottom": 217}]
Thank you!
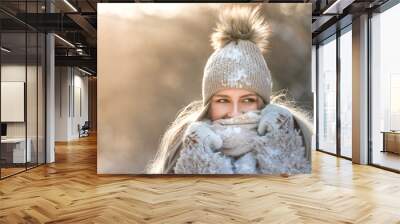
[{"left": 0, "top": 0, "right": 400, "bottom": 222}]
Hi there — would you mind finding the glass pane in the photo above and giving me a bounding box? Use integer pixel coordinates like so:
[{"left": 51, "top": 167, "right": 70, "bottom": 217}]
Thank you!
[
  {"left": 38, "top": 33, "right": 45, "bottom": 165},
  {"left": 318, "top": 36, "right": 337, "bottom": 154},
  {"left": 1, "top": 31, "right": 27, "bottom": 177},
  {"left": 340, "top": 28, "right": 352, "bottom": 158},
  {"left": 0, "top": 1, "right": 46, "bottom": 178},
  {"left": 312, "top": 45, "right": 317, "bottom": 151},
  {"left": 27, "top": 31, "right": 38, "bottom": 169},
  {"left": 371, "top": 3, "right": 400, "bottom": 171}
]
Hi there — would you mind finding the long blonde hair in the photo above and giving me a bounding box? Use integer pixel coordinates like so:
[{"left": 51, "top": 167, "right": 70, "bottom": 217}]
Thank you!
[
  {"left": 146, "top": 92, "right": 313, "bottom": 174},
  {"left": 146, "top": 100, "right": 206, "bottom": 174}
]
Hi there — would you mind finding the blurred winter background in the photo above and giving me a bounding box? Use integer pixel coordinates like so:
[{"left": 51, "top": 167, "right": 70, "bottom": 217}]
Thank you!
[{"left": 98, "top": 3, "right": 312, "bottom": 173}]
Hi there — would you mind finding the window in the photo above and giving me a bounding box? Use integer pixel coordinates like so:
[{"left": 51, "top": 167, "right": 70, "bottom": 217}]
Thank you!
[
  {"left": 317, "top": 35, "right": 337, "bottom": 154},
  {"left": 371, "top": 2, "right": 400, "bottom": 171},
  {"left": 340, "top": 27, "right": 352, "bottom": 158}
]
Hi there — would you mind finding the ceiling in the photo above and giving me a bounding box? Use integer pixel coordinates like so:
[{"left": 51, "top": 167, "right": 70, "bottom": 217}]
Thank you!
[{"left": 0, "top": 0, "right": 391, "bottom": 75}]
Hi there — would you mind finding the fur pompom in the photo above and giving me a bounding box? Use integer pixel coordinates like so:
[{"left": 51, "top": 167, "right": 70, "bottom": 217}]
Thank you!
[{"left": 211, "top": 5, "right": 271, "bottom": 53}]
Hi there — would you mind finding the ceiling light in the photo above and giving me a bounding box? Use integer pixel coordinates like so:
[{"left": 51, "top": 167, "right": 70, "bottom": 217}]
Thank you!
[
  {"left": 54, "top": 34, "right": 75, "bottom": 48},
  {"left": 63, "top": 0, "right": 78, "bottom": 12},
  {"left": 78, "top": 67, "right": 93, "bottom": 76},
  {"left": 323, "top": 0, "right": 355, "bottom": 15}
]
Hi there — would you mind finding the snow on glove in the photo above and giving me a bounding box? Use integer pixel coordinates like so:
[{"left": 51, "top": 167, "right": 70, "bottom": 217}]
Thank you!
[
  {"left": 255, "top": 114, "right": 311, "bottom": 175},
  {"left": 257, "top": 104, "right": 295, "bottom": 136},
  {"left": 182, "top": 121, "right": 223, "bottom": 150},
  {"left": 255, "top": 104, "right": 310, "bottom": 175},
  {"left": 174, "top": 121, "right": 234, "bottom": 174},
  {"left": 254, "top": 128, "right": 311, "bottom": 175}
]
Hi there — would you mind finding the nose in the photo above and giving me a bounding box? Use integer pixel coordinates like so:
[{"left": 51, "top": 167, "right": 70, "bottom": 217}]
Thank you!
[{"left": 227, "top": 102, "right": 242, "bottom": 118}]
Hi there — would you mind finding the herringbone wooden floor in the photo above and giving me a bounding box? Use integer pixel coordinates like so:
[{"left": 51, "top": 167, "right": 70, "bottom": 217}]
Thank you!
[{"left": 1, "top": 134, "right": 400, "bottom": 224}]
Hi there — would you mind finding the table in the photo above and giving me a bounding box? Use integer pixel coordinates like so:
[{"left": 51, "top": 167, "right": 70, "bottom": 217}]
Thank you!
[
  {"left": 381, "top": 131, "right": 400, "bottom": 154},
  {"left": 1, "top": 138, "right": 31, "bottom": 163}
]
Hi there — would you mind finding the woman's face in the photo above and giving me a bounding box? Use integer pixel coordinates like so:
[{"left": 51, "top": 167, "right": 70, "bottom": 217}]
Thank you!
[{"left": 209, "top": 88, "right": 263, "bottom": 121}]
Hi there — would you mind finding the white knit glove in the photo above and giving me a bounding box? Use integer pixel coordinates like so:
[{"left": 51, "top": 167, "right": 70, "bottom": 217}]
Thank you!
[
  {"left": 182, "top": 121, "right": 223, "bottom": 150},
  {"left": 233, "top": 152, "right": 257, "bottom": 174},
  {"left": 257, "top": 104, "right": 295, "bottom": 135},
  {"left": 254, "top": 129, "right": 311, "bottom": 175},
  {"left": 174, "top": 121, "right": 234, "bottom": 174},
  {"left": 255, "top": 104, "right": 311, "bottom": 175}
]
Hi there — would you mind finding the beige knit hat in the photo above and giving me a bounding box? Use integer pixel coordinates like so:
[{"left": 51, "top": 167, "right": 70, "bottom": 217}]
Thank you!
[{"left": 202, "top": 5, "right": 272, "bottom": 106}]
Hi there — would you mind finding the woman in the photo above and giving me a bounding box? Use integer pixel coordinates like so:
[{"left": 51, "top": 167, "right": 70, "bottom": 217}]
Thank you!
[{"left": 146, "top": 5, "right": 312, "bottom": 174}]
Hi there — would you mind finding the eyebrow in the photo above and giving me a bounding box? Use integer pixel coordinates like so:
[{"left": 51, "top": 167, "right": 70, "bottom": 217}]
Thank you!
[
  {"left": 213, "top": 94, "right": 257, "bottom": 98},
  {"left": 240, "top": 94, "right": 258, "bottom": 98}
]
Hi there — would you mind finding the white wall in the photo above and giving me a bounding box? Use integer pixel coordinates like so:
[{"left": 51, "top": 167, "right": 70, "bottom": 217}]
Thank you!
[
  {"left": 55, "top": 67, "right": 70, "bottom": 141},
  {"left": 55, "top": 67, "right": 89, "bottom": 141},
  {"left": 72, "top": 72, "right": 89, "bottom": 138}
]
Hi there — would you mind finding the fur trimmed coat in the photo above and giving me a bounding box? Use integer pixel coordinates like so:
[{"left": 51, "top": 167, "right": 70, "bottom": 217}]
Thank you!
[{"left": 173, "top": 104, "right": 311, "bottom": 175}]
